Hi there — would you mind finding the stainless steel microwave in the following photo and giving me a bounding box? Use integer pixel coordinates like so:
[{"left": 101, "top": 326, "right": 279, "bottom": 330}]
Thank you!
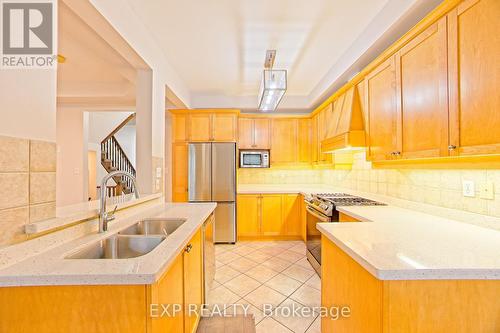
[{"left": 239, "top": 150, "right": 270, "bottom": 168}]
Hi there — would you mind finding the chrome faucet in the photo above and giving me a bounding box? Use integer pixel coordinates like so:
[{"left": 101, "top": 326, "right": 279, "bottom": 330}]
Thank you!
[{"left": 99, "top": 171, "right": 140, "bottom": 233}]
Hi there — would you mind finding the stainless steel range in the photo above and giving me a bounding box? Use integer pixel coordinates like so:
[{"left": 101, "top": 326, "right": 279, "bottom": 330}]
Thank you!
[{"left": 305, "top": 193, "right": 385, "bottom": 276}]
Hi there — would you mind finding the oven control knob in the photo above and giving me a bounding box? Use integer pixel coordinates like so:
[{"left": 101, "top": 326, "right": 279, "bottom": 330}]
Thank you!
[{"left": 320, "top": 203, "right": 328, "bottom": 211}]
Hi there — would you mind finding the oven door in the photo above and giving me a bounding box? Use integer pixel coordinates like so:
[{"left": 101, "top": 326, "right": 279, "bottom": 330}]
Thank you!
[{"left": 305, "top": 205, "right": 331, "bottom": 275}]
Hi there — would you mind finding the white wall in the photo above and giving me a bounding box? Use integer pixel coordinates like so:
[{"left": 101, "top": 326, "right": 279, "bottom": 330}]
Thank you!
[
  {"left": 88, "top": 112, "right": 132, "bottom": 144},
  {"left": 0, "top": 70, "right": 57, "bottom": 141},
  {"left": 56, "top": 107, "right": 87, "bottom": 206}
]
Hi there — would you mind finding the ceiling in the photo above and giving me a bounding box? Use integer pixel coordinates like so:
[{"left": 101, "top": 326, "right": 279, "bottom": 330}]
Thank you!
[
  {"left": 125, "top": 0, "right": 441, "bottom": 112},
  {"left": 57, "top": 2, "right": 138, "bottom": 107}
]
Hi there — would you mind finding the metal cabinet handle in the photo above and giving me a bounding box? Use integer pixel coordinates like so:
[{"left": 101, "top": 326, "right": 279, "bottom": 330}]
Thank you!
[
  {"left": 448, "top": 145, "right": 457, "bottom": 151},
  {"left": 185, "top": 244, "right": 193, "bottom": 253}
]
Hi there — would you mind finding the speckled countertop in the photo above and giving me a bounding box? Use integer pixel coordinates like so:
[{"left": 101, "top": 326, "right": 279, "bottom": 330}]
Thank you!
[
  {"left": 238, "top": 183, "right": 500, "bottom": 280},
  {"left": 0, "top": 202, "right": 216, "bottom": 286}
]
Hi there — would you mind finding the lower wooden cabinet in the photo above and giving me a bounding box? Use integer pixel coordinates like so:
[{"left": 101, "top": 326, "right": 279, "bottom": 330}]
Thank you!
[
  {"left": 172, "top": 143, "right": 188, "bottom": 202},
  {"left": 183, "top": 228, "right": 203, "bottom": 333},
  {"left": 321, "top": 236, "right": 500, "bottom": 333},
  {"left": 0, "top": 225, "right": 206, "bottom": 333},
  {"left": 339, "top": 212, "right": 361, "bottom": 222},
  {"left": 237, "top": 193, "right": 302, "bottom": 239}
]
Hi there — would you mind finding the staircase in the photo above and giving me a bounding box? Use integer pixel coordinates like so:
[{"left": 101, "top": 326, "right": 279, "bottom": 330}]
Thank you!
[{"left": 100, "top": 113, "right": 136, "bottom": 197}]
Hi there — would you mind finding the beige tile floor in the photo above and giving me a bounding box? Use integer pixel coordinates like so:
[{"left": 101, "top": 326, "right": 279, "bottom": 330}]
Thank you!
[{"left": 207, "top": 241, "right": 321, "bottom": 333}]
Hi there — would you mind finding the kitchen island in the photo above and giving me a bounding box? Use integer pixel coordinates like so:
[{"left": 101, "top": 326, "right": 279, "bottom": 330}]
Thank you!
[
  {"left": 0, "top": 202, "right": 216, "bottom": 333},
  {"left": 317, "top": 208, "right": 500, "bottom": 333}
]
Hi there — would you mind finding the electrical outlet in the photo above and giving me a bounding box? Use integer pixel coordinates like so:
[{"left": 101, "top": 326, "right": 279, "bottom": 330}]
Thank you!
[
  {"left": 479, "top": 181, "right": 494, "bottom": 200},
  {"left": 155, "top": 179, "right": 160, "bottom": 190},
  {"left": 462, "top": 180, "right": 475, "bottom": 197}
]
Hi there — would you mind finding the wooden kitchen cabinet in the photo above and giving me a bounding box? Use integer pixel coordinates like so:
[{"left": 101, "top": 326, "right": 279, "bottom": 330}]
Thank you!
[
  {"left": 189, "top": 113, "right": 212, "bottom": 142},
  {"left": 261, "top": 194, "right": 284, "bottom": 236},
  {"left": 395, "top": 16, "right": 449, "bottom": 159},
  {"left": 271, "top": 118, "right": 298, "bottom": 164},
  {"left": 237, "top": 194, "right": 303, "bottom": 240},
  {"left": 172, "top": 113, "right": 189, "bottom": 143},
  {"left": 283, "top": 194, "right": 301, "bottom": 236},
  {"left": 447, "top": 0, "right": 500, "bottom": 156},
  {"left": 311, "top": 114, "right": 319, "bottom": 163},
  {"left": 366, "top": 57, "right": 399, "bottom": 161},
  {"left": 172, "top": 143, "right": 188, "bottom": 202},
  {"left": 339, "top": 212, "right": 362, "bottom": 222},
  {"left": 316, "top": 105, "right": 333, "bottom": 164},
  {"left": 297, "top": 118, "right": 312, "bottom": 164},
  {"left": 238, "top": 117, "right": 271, "bottom": 149},
  {"left": 237, "top": 194, "right": 261, "bottom": 237},
  {"left": 149, "top": 253, "right": 185, "bottom": 332},
  {"left": 183, "top": 228, "right": 203, "bottom": 333},
  {"left": 212, "top": 113, "right": 238, "bottom": 142}
]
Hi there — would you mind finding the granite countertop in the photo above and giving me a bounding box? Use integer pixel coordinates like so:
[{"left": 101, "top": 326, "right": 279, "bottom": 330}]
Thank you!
[{"left": 0, "top": 202, "right": 216, "bottom": 286}]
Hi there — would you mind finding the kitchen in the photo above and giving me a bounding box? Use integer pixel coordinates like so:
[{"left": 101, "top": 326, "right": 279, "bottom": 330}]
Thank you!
[{"left": 0, "top": 0, "right": 499, "bottom": 333}]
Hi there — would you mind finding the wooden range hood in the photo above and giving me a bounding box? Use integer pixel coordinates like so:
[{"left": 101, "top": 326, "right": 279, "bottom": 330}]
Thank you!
[{"left": 320, "top": 86, "right": 366, "bottom": 153}]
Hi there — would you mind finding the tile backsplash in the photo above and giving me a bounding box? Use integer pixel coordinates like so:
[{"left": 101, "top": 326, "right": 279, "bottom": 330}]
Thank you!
[
  {"left": 0, "top": 136, "right": 56, "bottom": 247},
  {"left": 238, "top": 151, "right": 500, "bottom": 219}
]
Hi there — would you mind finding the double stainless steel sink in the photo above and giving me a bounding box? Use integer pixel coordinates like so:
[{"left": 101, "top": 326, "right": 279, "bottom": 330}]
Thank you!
[{"left": 66, "top": 218, "right": 187, "bottom": 259}]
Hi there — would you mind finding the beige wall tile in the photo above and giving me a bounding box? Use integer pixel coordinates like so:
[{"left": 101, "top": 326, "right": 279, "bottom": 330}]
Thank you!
[
  {"left": 30, "top": 140, "right": 56, "bottom": 172},
  {"left": 0, "top": 207, "right": 29, "bottom": 247},
  {"left": 0, "top": 173, "right": 29, "bottom": 210},
  {"left": 0, "top": 136, "right": 29, "bottom": 172},
  {"left": 29, "top": 202, "right": 56, "bottom": 223},
  {"left": 30, "top": 172, "right": 56, "bottom": 204}
]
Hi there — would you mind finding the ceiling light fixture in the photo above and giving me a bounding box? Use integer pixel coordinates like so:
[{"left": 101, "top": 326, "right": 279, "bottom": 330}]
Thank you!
[{"left": 258, "top": 50, "right": 287, "bottom": 112}]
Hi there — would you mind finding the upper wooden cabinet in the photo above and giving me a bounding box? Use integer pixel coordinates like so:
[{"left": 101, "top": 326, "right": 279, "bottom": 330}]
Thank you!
[
  {"left": 212, "top": 113, "right": 238, "bottom": 141},
  {"left": 395, "top": 16, "right": 449, "bottom": 160},
  {"left": 366, "top": 57, "right": 399, "bottom": 161},
  {"left": 172, "top": 113, "right": 188, "bottom": 143},
  {"left": 238, "top": 117, "right": 271, "bottom": 149},
  {"left": 171, "top": 110, "right": 239, "bottom": 143},
  {"left": 189, "top": 113, "right": 212, "bottom": 141},
  {"left": 271, "top": 118, "right": 298, "bottom": 164},
  {"left": 297, "top": 118, "right": 312, "bottom": 163},
  {"left": 447, "top": 0, "right": 500, "bottom": 156}
]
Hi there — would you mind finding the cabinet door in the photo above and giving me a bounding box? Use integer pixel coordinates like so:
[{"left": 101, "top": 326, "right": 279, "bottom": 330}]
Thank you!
[
  {"left": 297, "top": 118, "right": 311, "bottom": 164},
  {"left": 300, "top": 195, "right": 307, "bottom": 242},
  {"left": 261, "top": 194, "right": 284, "bottom": 236},
  {"left": 366, "top": 57, "right": 398, "bottom": 161},
  {"left": 183, "top": 228, "right": 203, "bottom": 333},
  {"left": 172, "top": 114, "right": 188, "bottom": 142},
  {"left": 189, "top": 113, "right": 212, "bottom": 141},
  {"left": 213, "top": 113, "right": 237, "bottom": 142},
  {"left": 271, "top": 119, "right": 298, "bottom": 164},
  {"left": 396, "top": 17, "right": 449, "bottom": 159},
  {"left": 448, "top": 0, "right": 500, "bottom": 155},
  {"left": 237, "top": 195, "right": 261, "bottom": 237},
  {"left": 238, "top": 118, "right": 254, "bottom": 148},
  {"left": 311, "top": 115, "right": 319, "bottom": 163},
  {"left": 172, "top": 143, "right": 188, "bottom": 202},
  {"left": 283, "top": 194, "right": 301, "bottom": 236},
  {"left": 150, "top": 254, "right": 184, "bottom": 333},
  {"left": 254, "top": 118, "right": 271, "bottom": 149}
]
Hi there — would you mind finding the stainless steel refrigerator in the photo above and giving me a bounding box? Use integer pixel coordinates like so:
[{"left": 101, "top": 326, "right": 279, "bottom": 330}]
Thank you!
[{"left": 188, "top": 142, "right": 236, "bottom": 243}]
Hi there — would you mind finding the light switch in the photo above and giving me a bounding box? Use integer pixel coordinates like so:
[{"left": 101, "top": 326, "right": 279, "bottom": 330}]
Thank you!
[
  {"left": 156, "top": 167, "right": 162, "bottom": 178},
  {"left": 462, "top": 180, "right": 475, "bottom": 197},
  {"left": 479, "top": 181, "right": 494, "bottom": 200}
]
